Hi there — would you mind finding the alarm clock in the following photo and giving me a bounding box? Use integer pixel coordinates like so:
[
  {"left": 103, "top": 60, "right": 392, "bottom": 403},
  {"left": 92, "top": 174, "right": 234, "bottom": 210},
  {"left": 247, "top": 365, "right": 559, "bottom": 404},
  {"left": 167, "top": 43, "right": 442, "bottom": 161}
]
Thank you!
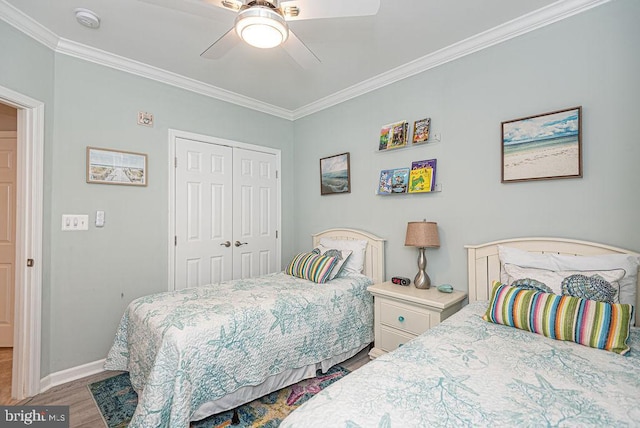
[{"left": 391, "top": 276, "right": 411, "bottom": 286}]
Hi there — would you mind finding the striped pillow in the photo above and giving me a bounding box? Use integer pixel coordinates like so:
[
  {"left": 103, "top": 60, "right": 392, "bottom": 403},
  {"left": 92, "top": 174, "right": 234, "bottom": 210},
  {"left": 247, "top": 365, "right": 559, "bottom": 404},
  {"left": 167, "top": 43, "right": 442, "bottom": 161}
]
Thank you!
[
  {"left": 483, "top": 281, "right": 634, "bottom": 355},
  {"left": 285, "top": 252, "right": 338, "bottom": 284}
]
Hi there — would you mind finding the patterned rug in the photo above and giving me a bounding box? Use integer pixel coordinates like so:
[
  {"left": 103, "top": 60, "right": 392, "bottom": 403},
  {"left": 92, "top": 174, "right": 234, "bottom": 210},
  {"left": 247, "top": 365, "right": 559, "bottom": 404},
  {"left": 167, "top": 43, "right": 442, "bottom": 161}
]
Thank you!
[{"left": 89, "top": 365, "right": 349, "bottom": 427}]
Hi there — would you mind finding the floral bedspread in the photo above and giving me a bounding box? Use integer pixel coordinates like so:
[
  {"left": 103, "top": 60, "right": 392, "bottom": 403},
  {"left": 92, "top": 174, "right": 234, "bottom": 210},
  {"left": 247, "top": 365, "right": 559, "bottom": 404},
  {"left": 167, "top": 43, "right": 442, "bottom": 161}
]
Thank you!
[
  {"left": 104, "top": 272, "right": 373, "bottom": 428},
  {"left": 281, "top": 301, "right": 640, "bottom": 428}
]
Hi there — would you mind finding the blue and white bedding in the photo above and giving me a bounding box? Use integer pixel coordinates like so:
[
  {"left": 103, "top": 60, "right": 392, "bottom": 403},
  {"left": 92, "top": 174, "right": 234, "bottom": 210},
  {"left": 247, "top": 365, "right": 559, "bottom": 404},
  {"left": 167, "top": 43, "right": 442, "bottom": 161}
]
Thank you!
[
  {"left": 104, "top": 272, "right": 373, "bottom": 428},
  {"left": 281, "top": 301, "right": 640, "bottom": 427}
]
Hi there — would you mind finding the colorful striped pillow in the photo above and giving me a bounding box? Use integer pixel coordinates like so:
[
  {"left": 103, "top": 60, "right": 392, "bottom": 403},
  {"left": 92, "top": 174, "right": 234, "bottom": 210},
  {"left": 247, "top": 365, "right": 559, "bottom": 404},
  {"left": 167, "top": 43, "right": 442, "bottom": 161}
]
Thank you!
[
  {"left": 285, "top": 252, "right": 338, "bottom": 284},
  {"left": 483, "top": 281, "right": 634, "bottom": 355}
]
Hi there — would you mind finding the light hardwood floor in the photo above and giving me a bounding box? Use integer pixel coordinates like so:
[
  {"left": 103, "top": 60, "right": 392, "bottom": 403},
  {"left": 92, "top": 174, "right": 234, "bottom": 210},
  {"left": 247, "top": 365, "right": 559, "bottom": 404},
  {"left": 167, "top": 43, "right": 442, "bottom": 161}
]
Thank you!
[{"left": 2, "top": 346, "right": 371, "bottom": 428}]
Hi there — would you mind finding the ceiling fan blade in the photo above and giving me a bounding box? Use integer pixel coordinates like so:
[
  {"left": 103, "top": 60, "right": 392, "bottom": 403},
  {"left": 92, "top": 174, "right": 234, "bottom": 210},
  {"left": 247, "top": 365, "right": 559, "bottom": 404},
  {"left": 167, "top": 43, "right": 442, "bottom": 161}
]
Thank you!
[
  {"left": 201, "top": 28, "right": 239, "bottom": 59},
  {"left": 281, "top": 30, "right": 320, "bottom": 69},
  {"left": 280, "top": 0, "right": 380, "bottom": 21}
]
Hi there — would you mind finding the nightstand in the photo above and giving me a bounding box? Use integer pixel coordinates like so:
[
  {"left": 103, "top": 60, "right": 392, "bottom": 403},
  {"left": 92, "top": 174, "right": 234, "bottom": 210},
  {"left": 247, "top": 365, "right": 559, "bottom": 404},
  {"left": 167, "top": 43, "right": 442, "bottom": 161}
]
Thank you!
[{"left": 367, "top": 281, "right": 467, "bottom": 359}]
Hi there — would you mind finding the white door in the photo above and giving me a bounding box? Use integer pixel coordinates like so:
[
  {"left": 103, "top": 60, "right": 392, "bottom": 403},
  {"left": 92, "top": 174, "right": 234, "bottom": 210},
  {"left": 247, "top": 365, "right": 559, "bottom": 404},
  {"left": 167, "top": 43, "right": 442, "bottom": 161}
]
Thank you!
[
  {"left": 0, "top": 132, "right": 16, "bottom": 347},
  {"left": 175, "top": 138, "right": 233, "bottom": 289},
  {"left": 233, "top": 148, "right": 278, "bottom": 278}
]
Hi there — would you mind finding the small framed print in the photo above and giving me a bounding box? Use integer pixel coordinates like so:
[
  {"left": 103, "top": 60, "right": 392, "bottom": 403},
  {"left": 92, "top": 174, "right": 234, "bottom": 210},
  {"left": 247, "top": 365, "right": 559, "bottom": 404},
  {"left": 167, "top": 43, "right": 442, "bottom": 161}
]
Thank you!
[
  {"left": 502, "top": 106, "right": 582, "bottom": 183},
  {"left": 320, "top": 152, "right": 350, "bottom": 195},
  {"left": 86, "top": 147, "right": 147, "bottom": 186}
]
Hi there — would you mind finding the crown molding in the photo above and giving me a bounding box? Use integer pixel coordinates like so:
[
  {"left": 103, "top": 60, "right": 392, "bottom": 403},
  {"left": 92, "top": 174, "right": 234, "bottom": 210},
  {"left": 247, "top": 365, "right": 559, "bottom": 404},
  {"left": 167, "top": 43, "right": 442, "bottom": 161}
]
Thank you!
[
  {"left": 291, "top": 0, "right": 611, "bottom": 119},
  {"left": 56, "top": 39, "right": 294, "bottom": 120},
  {"left": 2, "top": 0, "right": 609, "bottom": 121},
  {"left": 0, "top": 0, "right": 58, "bottom": 50}
]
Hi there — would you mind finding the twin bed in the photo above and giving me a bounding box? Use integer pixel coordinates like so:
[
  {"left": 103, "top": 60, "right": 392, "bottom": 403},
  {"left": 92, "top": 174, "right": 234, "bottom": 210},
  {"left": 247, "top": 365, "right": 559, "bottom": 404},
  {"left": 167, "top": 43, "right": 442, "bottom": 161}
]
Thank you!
[
  {"left": 281, "top": 237, "right": 640, "bottom": 427},
  {"left": 104, "top": 228, "right": 385, "bottom": 427},
  {"left": 105, "top": 232, "right": 640, "bottom": 427}
]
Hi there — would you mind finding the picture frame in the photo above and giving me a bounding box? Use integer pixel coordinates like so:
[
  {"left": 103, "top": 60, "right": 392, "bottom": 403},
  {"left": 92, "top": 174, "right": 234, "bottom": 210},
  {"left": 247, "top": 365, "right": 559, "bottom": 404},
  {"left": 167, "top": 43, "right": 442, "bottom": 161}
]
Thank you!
[
  {"left": 86, "top": 146, "right": 147, "bottom": 186},
  {"left": 501, "top": 106, "right": 582, "bottom": 183},
  {"left": 320, "top": 152, "right": 350, "bottom": 195}
]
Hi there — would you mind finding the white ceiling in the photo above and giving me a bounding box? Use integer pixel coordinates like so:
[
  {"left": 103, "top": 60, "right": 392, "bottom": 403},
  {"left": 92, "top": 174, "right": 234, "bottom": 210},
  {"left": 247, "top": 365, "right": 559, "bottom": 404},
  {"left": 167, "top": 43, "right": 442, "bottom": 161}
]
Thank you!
[{"left": 2, "top": 0, "right": 607, "bottom": 118}]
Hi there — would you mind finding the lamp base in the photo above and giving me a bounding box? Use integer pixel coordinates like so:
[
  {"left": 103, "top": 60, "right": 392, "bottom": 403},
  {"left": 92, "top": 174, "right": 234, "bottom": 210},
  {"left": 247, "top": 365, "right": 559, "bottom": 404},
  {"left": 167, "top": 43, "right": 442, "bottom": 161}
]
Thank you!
[
  {"left": 414, "top": 247, "right": 431, "bottom": 289},
  {"left": 414, "top": 271, "right": 432, "bottom": 289}
]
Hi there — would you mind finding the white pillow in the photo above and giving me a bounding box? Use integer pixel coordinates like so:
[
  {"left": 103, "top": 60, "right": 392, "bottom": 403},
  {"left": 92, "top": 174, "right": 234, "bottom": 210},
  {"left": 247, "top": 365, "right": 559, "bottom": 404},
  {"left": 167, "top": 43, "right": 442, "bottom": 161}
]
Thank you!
[
  {"left": 498, "top": 245, "right": 640, "bottom": 307},
  {"left": 503, "top": 263, "right": 626, "bottom": 300},
  {"left": 319, "top": 238, "right": 367, "bottom": 276},
  {"left": 313, "top": 244, "right": 353, "bottom": 281}
]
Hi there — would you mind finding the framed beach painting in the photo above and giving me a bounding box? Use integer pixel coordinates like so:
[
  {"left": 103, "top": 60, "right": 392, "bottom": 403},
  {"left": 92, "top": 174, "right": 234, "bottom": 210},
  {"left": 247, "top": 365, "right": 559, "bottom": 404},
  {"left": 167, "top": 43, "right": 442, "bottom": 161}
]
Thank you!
[
  {"left": 501, "top": 106, "right": 582, "bottom": 183},
  {"left": 320, "top": 152, "right": 351, "bottom": 195},
  {"left": 86, "top": 147, "right": 147, "bottom": 186}
]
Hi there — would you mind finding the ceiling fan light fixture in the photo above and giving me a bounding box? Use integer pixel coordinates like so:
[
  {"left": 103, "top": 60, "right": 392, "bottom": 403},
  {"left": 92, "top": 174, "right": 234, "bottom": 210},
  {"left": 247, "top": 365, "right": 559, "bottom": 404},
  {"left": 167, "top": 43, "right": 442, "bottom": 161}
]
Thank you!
[{"left": 235, "top": 6, "right": 288, "bottom": 49}]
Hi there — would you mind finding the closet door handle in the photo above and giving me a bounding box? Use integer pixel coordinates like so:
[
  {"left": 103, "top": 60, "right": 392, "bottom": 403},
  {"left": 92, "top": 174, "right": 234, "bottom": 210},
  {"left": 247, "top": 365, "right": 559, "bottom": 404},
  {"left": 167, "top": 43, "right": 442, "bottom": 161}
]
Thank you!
[
  {"left": 234, "top": 241, "right": 248, "bottom": 247},
  {"left": 220, "top": 241, "right": 231, "bottom": 247}
]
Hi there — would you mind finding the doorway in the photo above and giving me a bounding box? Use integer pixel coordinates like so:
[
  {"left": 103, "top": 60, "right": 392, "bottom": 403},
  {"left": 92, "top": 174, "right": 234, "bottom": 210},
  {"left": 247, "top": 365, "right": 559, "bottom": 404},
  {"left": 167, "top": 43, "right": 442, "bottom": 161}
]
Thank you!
[
  {"left": 0, "top": 105, "right": 17, "bottom": 404},
  {"left": 0, "top": 85, "right": 45, "bottom": 401}
]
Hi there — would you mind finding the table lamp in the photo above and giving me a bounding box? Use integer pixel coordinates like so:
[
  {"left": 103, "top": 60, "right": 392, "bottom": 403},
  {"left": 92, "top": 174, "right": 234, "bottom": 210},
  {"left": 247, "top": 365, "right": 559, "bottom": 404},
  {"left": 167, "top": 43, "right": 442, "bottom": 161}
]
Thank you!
[{"left": 404, "top": 221, "right": 440, "bottom": 289}]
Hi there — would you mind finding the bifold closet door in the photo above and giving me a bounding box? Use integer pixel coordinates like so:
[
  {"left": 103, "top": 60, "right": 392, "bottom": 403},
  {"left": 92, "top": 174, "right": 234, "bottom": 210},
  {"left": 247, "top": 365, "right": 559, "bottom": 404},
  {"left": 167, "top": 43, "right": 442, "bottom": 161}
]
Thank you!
[{"left": 175, "top": 138, "right": 234, "bottom": 289}]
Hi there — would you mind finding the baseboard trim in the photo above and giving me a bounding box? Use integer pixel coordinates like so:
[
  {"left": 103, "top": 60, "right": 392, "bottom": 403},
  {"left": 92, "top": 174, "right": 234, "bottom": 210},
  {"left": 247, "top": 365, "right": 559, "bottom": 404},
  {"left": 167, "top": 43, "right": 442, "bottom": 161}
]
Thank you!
[{"left": 39, "top": 359, "right": 105, "bottom": 394}]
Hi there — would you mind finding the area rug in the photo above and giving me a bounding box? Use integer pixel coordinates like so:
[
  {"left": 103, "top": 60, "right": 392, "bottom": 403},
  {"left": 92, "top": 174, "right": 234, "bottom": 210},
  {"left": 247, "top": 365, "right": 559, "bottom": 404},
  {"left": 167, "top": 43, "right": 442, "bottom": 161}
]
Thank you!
[{"left": 89, "top": 365, "right": 349, "bottom": 427}]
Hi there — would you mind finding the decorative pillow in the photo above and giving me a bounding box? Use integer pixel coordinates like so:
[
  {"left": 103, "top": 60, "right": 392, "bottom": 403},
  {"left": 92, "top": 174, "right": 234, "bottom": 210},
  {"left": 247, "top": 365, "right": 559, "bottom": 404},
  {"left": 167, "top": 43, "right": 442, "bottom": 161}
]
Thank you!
[
  {"left": 483, "top": 281, "right": 634, "bottom": 355},
  {"left": 511, "top": 278, "right": 553, "bottom": 294},
  {"left": 319, "top": 238, "right": 367, "bottom": 276},
  {"left": 285, "top": 252, "right": 337, "bottom": 284},
  {"left": 562, "top": 274, "right": 617, "bottom": 303},
  {"left": 313, "top": 244, "right": 352, "bottom": 281},
  {"left": 503, "top": 264, "right": 625, "bottom": 300},
  {"left": 498, "top": 245, "right": 639, "bottom": 308}
]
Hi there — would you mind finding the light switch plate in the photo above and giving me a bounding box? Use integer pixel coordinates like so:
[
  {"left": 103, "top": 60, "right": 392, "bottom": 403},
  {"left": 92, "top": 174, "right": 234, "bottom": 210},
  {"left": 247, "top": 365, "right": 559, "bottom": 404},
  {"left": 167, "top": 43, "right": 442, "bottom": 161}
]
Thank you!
[{"left": 62, "top": 214, "right": 89, "bottom": 231}]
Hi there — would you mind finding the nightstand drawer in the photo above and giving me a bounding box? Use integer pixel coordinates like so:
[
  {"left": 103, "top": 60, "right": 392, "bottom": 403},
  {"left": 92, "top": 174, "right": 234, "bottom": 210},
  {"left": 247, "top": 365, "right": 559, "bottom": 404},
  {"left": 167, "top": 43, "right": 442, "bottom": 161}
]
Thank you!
[
  {"left": 379, "top": 301, "right": 430, "bottom": 335},
  {"left": 378, "top": 326, "right": 415, "bottom": 352}
]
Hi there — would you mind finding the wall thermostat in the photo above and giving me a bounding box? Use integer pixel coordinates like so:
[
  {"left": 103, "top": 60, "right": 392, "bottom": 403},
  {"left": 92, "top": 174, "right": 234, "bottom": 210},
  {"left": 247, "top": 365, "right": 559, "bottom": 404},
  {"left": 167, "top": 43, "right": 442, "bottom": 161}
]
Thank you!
[{"left": 391, "top": 276, "right": 411, "bottom": 286}]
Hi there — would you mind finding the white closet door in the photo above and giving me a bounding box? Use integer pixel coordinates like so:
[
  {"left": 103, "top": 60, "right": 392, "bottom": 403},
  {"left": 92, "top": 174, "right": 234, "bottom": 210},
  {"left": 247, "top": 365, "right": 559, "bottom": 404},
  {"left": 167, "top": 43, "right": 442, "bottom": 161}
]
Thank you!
[
  {"left": 175, "top": 138, "right": 233, "bottom": 289},
  {"left": 233, "top": 148, "right": 278, "bottom": 279}
]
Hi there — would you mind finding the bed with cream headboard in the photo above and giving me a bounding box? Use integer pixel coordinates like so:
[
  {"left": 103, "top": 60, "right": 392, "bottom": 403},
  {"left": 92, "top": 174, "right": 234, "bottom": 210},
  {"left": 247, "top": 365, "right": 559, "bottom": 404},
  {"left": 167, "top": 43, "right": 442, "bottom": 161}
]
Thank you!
[
  {"left": 105, "top": 228, "right": 385, "bottom": 428},
  {"left": 281, "top": 237, "right": 640, "bottom": 428},
  {"left": 466, "top": 237, "right": 640, "bottom": 326}
]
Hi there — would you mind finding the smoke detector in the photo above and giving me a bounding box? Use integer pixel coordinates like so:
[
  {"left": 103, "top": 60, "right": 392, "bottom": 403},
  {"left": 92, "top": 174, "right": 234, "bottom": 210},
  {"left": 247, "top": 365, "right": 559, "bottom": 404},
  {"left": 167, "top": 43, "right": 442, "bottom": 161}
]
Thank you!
[{"left": 74, "top": 8, "right": 100, "bottom": 29}]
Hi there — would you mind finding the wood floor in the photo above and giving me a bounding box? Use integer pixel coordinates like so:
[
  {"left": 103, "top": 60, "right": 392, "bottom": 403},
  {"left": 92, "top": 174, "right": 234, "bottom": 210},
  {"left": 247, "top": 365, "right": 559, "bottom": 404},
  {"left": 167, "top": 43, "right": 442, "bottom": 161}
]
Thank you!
[{"left": 1, "top": 346, "right": 371, "bottom": 427}]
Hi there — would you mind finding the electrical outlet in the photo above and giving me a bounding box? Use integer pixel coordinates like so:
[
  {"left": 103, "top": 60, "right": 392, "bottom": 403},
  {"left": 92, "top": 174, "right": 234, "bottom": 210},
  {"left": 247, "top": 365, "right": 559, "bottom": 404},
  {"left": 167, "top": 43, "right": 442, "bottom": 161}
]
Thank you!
[{"left": 61, "top": 214, "right": 89, "bottom": 231}]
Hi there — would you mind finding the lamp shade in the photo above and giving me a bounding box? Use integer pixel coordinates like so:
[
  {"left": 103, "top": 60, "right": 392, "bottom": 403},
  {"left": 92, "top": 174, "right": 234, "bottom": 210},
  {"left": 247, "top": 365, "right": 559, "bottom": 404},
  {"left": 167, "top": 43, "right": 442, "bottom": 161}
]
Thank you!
[{"left": 404, "top": 221, "right": 440, "bottom": 248}]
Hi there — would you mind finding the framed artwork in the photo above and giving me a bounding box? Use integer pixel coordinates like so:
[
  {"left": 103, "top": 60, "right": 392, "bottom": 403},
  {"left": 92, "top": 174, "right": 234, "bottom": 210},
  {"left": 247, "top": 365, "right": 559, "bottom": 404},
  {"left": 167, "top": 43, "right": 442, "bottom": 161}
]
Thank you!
[
  {"left": 501, "top": 106, "right": 582, "bottom": 183},
  {"left": 86, "top": 147, "right": 147, "bottom": 186},
  {"left": 320, "top": 152, "right": 350, "bottom": 195}
]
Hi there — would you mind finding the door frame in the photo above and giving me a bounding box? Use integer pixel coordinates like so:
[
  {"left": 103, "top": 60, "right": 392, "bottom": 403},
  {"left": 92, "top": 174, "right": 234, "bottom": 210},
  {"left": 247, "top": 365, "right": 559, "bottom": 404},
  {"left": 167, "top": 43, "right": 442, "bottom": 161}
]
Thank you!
[
  {"left": 167, "top": 129, "right": 281, "bottom": 291},
  {"left": 0, "top": 84, "right": 44, "bottom": 400}
]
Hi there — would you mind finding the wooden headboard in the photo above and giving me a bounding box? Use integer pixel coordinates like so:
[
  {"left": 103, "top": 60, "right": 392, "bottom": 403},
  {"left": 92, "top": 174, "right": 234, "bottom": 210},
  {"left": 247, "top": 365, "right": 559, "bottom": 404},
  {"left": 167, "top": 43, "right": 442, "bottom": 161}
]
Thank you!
[
  {"left": 312, "top": 228, "right": 386, "bottom": 284},
  {"left": 466, "top": 237, "right": 640, "bottom": 326}
]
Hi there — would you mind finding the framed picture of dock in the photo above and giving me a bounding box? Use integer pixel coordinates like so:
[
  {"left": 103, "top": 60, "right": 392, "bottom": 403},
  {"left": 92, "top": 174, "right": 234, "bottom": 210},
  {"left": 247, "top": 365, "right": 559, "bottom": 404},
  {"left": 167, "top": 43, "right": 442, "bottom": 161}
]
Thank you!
[
  {"left": 501, "top": 106, "right": 582, "bottom": 183},
  {"left": 86, "top": 147, "right": 147, "bottom": 186}
]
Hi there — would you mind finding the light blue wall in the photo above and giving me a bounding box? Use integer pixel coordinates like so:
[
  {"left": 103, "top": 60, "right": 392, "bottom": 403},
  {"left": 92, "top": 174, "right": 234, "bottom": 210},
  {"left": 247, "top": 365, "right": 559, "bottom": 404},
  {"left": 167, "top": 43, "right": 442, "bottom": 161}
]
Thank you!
[
  {"left": 293, "top": 0, "right": 640, "bottom": 292},
  {"left": 2, "top": 19, "right": 294, "bottom": 374},
  {"left": 47, "top": 56, "right": 294, "bottom": 372},
  {"left": 2, "top": 0, "right": 639, "bottom": 378}
]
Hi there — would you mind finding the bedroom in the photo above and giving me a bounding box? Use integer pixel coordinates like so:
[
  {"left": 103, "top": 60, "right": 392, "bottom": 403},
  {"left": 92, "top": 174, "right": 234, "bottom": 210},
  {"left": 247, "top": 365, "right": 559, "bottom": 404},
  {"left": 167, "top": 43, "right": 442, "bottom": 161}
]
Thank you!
[{"left": 0, "top": 0, "right": 638, "bottom": 424}]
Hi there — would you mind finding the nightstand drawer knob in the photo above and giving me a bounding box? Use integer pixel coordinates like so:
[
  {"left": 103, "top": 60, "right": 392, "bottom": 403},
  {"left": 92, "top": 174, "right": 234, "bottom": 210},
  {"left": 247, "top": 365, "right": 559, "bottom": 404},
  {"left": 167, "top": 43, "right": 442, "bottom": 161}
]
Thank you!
[{"left": 398, "top": 316, "right": 405, "bottom": 322}]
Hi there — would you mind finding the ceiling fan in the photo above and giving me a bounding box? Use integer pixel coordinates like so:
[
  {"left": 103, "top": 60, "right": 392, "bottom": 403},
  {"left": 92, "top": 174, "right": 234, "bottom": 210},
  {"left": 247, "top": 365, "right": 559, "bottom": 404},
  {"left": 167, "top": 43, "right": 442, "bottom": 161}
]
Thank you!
[{"left": 142, "top": 0, "right": 381, "bottom": 68}]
